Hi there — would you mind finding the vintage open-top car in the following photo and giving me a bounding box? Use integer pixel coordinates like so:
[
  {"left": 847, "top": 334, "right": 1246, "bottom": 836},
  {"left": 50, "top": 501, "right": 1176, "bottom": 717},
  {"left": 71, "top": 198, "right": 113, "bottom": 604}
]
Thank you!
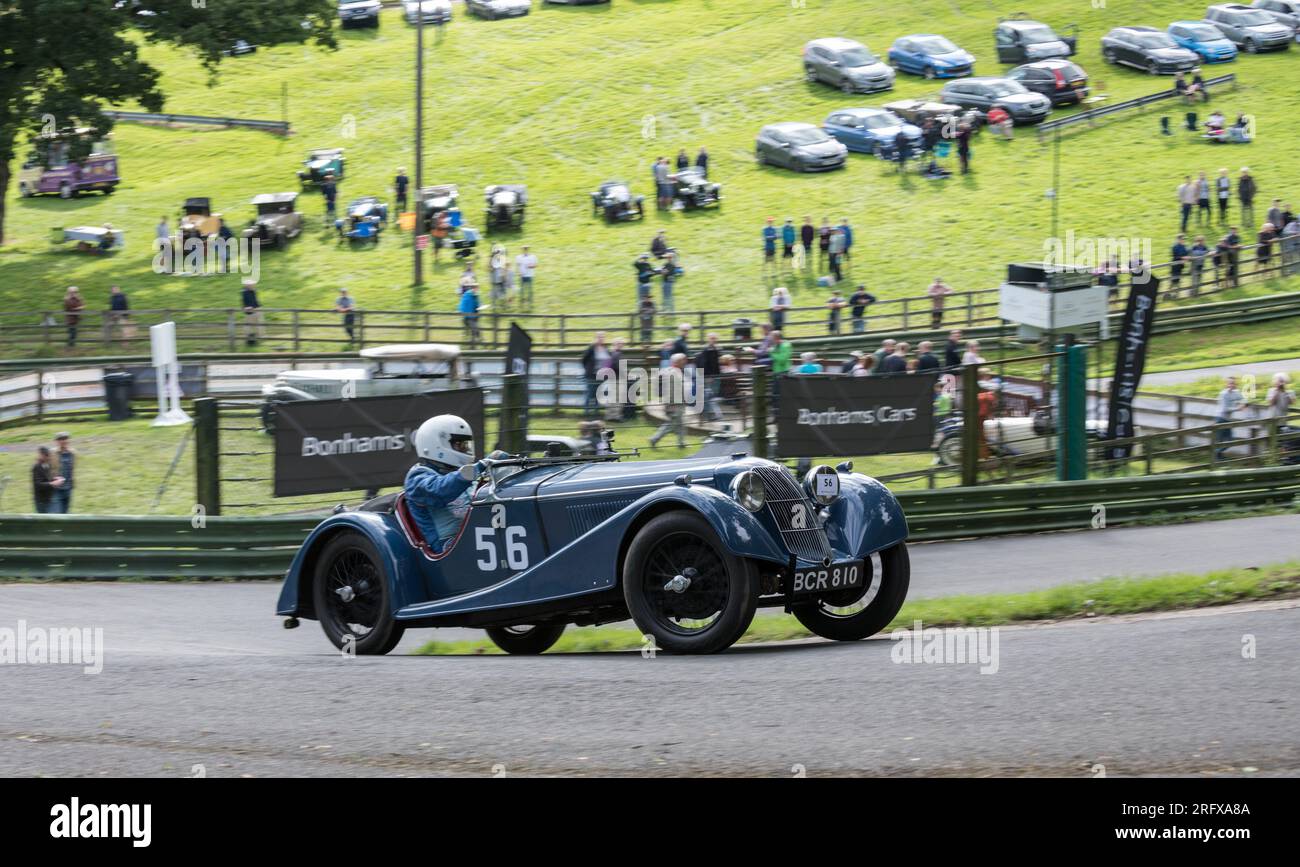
[
  {"left": 670, "top": 166, "right": 721, "bottom": 209},
  {"left": 591, "top": 180, "right": 646, "bottom": 222},
  {"left": 179, "top": 197, "right": 221, "bottom": 240},
  {"left": 243, "top": 192, "right": 303, "bottom": 249},
  {"left": 336, "top": 195, "right": 389, "bottom": 243},
  {"left": 484, "top": 183, "right": 527, "bottom": 230},
  {"left": 277, "top": 453, "right": 911, "bottom": 655},
  {"left": 418, "top": 183, "right": 460, "bottom": 232},
  {"left": 298, "top": 147, "right": 346, "bottom": 188}
]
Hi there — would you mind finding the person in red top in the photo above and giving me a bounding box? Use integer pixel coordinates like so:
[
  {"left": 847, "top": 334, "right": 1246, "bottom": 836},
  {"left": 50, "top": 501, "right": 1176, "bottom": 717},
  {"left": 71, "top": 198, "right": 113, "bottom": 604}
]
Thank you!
[{"left": 987, "top": 104, "right": 1013, "bottom": 141}]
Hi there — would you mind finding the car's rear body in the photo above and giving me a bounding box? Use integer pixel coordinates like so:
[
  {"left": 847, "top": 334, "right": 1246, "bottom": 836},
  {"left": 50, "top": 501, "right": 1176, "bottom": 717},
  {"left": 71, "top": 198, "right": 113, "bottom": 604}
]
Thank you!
[
  {"left": 1007, "top": 59, "right": 1090, "bottom": 105},
  {"left": 1204, "top": 3, "right": 1293, "bottom": 49}
]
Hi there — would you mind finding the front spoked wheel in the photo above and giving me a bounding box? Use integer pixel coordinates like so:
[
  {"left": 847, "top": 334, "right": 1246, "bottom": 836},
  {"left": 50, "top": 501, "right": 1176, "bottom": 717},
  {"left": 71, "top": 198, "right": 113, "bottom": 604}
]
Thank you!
[
  {"left": 792, "top": 543, "right": 910, "bottom": 642},
  {"left": 312, "top": 530, "right": 404, "bottom": 655},
  {"left": 623, "top": 512, "right": 757, "bottom": 653}
]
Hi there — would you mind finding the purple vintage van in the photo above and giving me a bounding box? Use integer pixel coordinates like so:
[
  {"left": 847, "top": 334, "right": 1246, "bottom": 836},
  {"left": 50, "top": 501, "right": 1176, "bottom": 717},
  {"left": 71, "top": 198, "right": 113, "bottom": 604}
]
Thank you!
[{"left": 17, "top": 137, "right": 120, "bottom": 199}]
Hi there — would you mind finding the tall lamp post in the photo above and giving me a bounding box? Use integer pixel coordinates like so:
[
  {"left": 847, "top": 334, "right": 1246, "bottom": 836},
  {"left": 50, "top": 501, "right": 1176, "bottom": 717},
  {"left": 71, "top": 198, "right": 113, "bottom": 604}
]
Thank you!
[{"left": 413, "top": 13, "right": 425, "bottom": 287}]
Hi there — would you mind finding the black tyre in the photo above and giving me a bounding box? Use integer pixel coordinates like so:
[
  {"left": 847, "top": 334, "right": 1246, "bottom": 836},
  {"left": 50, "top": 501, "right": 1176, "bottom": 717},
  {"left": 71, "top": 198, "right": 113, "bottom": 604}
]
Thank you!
[
  {"left": 18, "top": 182, "right": 31, "bottom": 197},
  {"left": 622, "top": 511, "right": 757, "bottom": 654},
  {"left": 1245, "top": 39, "right": 1258, "bottom": 54},
  {"left": 792, "top": 543, "right": 910, "bottom": 642},
  {"left": 923, "top": 66, "right": 936, "bottom": 80},
  {"left": 59, "top": 182, "right": 73, "bottom": 199},
  {"left": 1147, "top": 59, "right": 1159, "bottom": 75},
  {"left": 1103, "top": 48, "right": 1116, "bottom": 64},
  {"left": 485, "top": 623, "right": 567, "bottom": 655},
  {"left": 840, "top": 78, "right": 855, "bottom": 94},
  {"left": 936, "top": 431, "right": 963, "bottom": 466},
  {"left": 804, "top": 64, "right": 819, "bottom": 83},
  {"left": 312, "top": 530, "right": 404, "bottom": 655}
]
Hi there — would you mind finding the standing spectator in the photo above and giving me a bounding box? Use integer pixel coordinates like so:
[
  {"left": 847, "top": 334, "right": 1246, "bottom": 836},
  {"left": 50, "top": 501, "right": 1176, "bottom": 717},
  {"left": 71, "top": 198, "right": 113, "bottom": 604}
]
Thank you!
[
  {"left": 768, "top": 285, "right": 792, "bottom": 331},
  {"left": 955, "top": 123, "right": 972, "bottom": 174},
  {"left": 851, "top": 354, "right": 875, "bottom": 377},
  {"left": 651, "top": 230, "right": 669, "bottom": 259},
  {"left": 1177, "top": 175, "right": 1196, "bottom": 232},
  {"left": 1192, "top": 69, "right": 1209, "bottom": 102},
  {"left": 1258, "top": 222, "right": 1277, "bottom": 270},
  {"left": 871, "top": 338, "right": 896, "bottom": 375},
  {"left": 768, "top": 330, "right": 792, "bottom": 407},
  {"left": 1266, "top": 199, "right": 1285, "bottom": 235},
  {"left": 838, "top": 218, "right": 854, "bottom": 264},
  {"left": 962, "top": 340, "right": 984, "bottom": 365},
  {"left": 321, "top": 173, "right": 338, "bottom": 225},
  {"left": 1225, "top": 225, "right": 1242, "bottom": 287},
  {"left": 335, "top": 288, "right": 357, "bottom": 343},
  {"left": 671, "top": 322, "right": 692, "bottom": 359},
  {"left": 648, "top": 353, "right": 689, "bottom": 449},
  {"left": 1238, "top": 168, "right": 1256, "bottom": 226},
  {"left": 893, "top": 128, "right": 912, "bottom": 171},
  {"left": 216, "top": 218, "right": 233, "bottom": 273},
  {"left": 826, "top": 289, "right": 847, "bottom": 335},
  {"left": 1189, "top": 235, "right": 1210, "bottom": 295},
  {"left": 660, "top": 249, "right": 680, "bottom": 312},
  {"left": 818, "top": 218, "right": 832, "bottom": 267},
  {"left": 987, "top": 104, "right": 1012, "bottom": 140},
  {"left": 31, "top": 446, "right": 62, "bottom": 514},
  {"left": 155, "top": 215, "right": 169, "bottom": 243},
  {"left": 1214, "top": 376, "right": 1245, "bottom": 460},
  {"left": 695, "top": 332, "right": 722, "bottom": 420},
  {"left": 1216, "top": 167, "right": 1231, "bottom": 222},
  {"left": 638, "top": 296, "right": 656, "bottom": 345},
  {"left": 488, "top": 244, "right": 509, "bottom": 308},
  {"left": 828, "top": 226, "right": 846, "bottom": 282},
  {"left": 52, "top": 432, "right": 75, "bottom": 514},
  {"left": 695, "top": 147, "right": 709, "bottom": 177},
  {"left": 108, "top": 285, "right": 131, "bottom": 346},
  {"left": 761, "top": 217, "right": 778, "bottom": 275},
  {"left": 839, "top": 350, "right": 864, "bottom": 374},
  {"left": 944, "top": 330, "right": 963, "bottom": 368},
  {"left": 1174, "top": 72, "right": 1190, "bottom": 103},
  {"left": 880, "top": 342, "right": 909, "bottom": 374},
  {"left": 430, "top": 211, "right": 449, "bottom": 263},
  {"left": 1196, "top": 171, "right": 1212, "bottom": 225},
  {"left": 511, "top": 245, "right": 535, "bottom": 306},
  {"left": 580, "top": 332, "right": 610, "bottom": 417},
  {"left": 241, "top": 279, "right": 263, "bottom": 346},
  {"left": 1282, "top": 217, "right": 1300, "bottom": 277},
  {"left": 654, "top": 157, "right": 672, "bottom": 210},
  {"left": 781, "top": 219, "right": 796, "bottom": 266},
  {"left": 927, "top": 277, "right": 953, "bottom": 329},
  {"left": 458, "top": 262, "right": 479, "bottom": 294},
  {"left": 394, "top": 167, "right": 409, "bottom": 215},
  {"left": 1267, "top": 373, "right": 1294, "bottom": 421},
  {"left": 800, "top": 216, "right": 815, "bottom": 268},
  {"left": 676, "top": 148, "right": 690, "bottom": 171},
  {"left": 459, "top": 281, "right": 482, "bottom": 345},
  {"left": 1169, "top": 234, "right": 1189, "bottom": 296},
  {"left": 634, "top": 253, "right": 656, "bottom": 299},
  {"left": 796, "top": 351, "right": 823, "bottom": 374},
  {"left": 63, "top": 286, "right": 85, "bottom": 347},
  {"left": 849, "top": 284, "right": 876, "bottom": 334},
  {"left": 916, "top": 340, "right": 941, "bottom": 372}
]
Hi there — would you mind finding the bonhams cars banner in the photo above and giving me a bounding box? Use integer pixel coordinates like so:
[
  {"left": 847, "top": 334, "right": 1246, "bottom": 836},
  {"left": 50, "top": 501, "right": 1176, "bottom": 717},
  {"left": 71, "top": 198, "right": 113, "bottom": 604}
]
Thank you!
[
  {"left": 776, "top": 374, "right": 938, "bottom": 457},
  {"left": 273, "top": 389, "right": 485, "bottom": 497}
]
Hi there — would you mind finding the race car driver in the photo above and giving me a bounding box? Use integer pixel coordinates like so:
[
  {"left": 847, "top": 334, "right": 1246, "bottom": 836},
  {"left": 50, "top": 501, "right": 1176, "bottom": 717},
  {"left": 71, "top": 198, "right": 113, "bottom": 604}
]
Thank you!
[{"left": 405, "top": 414, "right": 482, "bottom": 554}]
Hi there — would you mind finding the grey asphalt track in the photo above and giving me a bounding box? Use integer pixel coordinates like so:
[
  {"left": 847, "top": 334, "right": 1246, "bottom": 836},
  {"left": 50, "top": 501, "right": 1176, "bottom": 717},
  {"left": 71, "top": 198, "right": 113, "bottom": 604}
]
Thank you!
[{"left": 2, "top": 512, "right": 1298, "bottom": 776}]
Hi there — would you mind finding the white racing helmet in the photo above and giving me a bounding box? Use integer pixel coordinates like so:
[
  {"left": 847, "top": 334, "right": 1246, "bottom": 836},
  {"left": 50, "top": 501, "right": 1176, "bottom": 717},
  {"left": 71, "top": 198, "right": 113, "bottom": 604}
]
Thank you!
[{"left": 413, "top": 414, "right": 475, "bottom": 469}]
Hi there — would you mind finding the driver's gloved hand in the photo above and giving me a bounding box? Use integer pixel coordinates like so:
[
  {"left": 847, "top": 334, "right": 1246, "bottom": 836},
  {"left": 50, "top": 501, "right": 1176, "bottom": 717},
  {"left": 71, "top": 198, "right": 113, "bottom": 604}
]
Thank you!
[{"left": 486, "top": 449, "right": 510, "bottom": 461}]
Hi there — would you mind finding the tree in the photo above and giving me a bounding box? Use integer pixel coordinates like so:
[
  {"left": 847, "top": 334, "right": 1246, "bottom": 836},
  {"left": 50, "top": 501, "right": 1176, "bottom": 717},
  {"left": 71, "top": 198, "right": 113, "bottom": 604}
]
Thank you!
[{"left": 0, "top": 0, "right": 337, "bottom": 244}]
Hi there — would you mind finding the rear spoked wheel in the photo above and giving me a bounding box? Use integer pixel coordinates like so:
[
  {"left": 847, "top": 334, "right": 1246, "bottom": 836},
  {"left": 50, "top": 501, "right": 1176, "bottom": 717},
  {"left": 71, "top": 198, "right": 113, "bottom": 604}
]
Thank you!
[
  {"left": 485, "top": 623, "right": 567, "bottom": 655},
  {"left": 623, "top": 512, "right": 757, "bottom": 654},
  {"left": 312, "top": 530, "right": 404, "bottom": 655},
  {"left": 792, "top": 543, "right": 910, "bottom": 642}
]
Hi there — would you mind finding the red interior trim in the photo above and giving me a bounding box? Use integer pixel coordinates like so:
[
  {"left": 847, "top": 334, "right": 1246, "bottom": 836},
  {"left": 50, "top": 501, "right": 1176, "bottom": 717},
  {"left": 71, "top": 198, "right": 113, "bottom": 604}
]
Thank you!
[{"left": 394, "top": 489, "right": 476, "bottom": 562}]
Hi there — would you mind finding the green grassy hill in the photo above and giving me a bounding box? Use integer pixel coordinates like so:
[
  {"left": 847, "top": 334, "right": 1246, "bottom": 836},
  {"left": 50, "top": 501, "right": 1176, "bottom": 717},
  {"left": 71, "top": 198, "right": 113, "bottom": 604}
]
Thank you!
[{"left": 3, "top": 0, "right": 1298, "bottom": 325}]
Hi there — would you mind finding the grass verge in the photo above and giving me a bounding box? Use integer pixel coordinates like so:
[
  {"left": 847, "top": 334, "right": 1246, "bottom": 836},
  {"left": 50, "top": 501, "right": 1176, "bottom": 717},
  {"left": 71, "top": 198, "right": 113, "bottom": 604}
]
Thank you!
[{"left": 412, "top": 561, "right": 1300, "bottom": 654}]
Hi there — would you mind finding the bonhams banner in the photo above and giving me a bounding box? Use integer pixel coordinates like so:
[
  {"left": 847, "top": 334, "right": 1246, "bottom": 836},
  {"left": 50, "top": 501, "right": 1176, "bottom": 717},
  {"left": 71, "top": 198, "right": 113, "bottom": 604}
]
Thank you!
[
  {"left": 1105, "top": 272, "right": 1161, "bottom": 460},
  {"left": 776, "top": 374, "right": 938, "bottom": 457},
  {"left": 273, "top": 389, "right": 485, "bottom": 497}
]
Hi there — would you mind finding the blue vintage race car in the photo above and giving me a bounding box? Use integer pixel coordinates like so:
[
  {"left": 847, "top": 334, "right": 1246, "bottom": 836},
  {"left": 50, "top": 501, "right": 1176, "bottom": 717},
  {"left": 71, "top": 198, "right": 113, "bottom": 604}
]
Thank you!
[{"left": 276, "top": 453, "right": 911, "bottom": 655}]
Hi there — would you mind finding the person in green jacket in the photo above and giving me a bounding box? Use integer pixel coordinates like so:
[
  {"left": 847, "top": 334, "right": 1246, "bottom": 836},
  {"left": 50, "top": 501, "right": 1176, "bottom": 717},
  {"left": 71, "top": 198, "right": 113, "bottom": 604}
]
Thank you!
[{"left": 768, "top": 330, "right": 792, "bottom": 409}]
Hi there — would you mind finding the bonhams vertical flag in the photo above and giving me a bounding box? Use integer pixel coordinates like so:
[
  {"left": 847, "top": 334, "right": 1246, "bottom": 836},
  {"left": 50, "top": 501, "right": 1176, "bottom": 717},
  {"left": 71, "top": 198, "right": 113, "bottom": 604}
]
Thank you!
[
  {"left": 273, "top": 389, "right": 485, "bottom": 497},
  {"left": 1106, "top": 272, "right": 1160, "bottom": 460},
  {"left": 777, "top": 374, "right": 937, "bottom": 457}
]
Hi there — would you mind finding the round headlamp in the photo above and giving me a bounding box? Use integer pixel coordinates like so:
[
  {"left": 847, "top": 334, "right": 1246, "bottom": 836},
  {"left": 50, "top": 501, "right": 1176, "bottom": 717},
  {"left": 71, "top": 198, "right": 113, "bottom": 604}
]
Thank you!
[
  {"left": 804, "top": 464, "right": 841, "bottom": 506},
  {"left": 732, "top": 470, "right": 765, "bottom": 513}
]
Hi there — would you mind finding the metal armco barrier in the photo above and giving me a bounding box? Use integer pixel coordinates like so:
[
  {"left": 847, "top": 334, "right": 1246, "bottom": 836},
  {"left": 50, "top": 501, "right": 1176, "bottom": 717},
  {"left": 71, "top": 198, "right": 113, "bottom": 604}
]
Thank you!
[
  {"left": 100, "top": 109, "right": 290, "bottom": 135},
  {"left": 1036, "top": 73, "right": 1236, "bottom": 139},
  {"left": 0, "top": 466, "right": 1296, "bottom": 579}
]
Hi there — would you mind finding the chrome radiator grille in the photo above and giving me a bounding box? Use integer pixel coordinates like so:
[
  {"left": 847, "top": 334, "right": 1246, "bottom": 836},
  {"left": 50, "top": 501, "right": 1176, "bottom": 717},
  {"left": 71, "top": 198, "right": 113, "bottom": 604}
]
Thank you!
[{"left": 752, "top": 465, "right": 833, "bottom": 564}]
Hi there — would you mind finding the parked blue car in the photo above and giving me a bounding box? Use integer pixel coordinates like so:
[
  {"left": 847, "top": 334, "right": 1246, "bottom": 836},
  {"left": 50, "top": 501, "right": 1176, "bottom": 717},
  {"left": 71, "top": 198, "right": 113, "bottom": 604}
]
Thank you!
[
  {"left": 822, "top": 108, "right": 923, "bottom": 154},
  {"left": 888, "top": 33, "right": 975, "bottom": 79},
  {"left": 277, "top": 453, "right": 912, "bottom": 655},
  {"left": 1167, "top": 20, "right": 1240, "bottom": 61}
]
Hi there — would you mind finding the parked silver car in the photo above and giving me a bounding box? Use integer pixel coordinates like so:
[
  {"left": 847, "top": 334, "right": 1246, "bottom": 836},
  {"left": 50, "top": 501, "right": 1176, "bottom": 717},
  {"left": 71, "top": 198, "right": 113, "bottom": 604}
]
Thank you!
[
  {"left": 1204, "top": 3, "right": 1293, "bottom": 51},
  {"left": 1251, "top": 0, "right": 1300, "bottom": 35},
  {"left": 467, "top": 0, "right": 531, "bottom": 18},
  {"left": 755, "top": 122, "right": 847, "bottom": 172},
  {"left": 403, "top": 0, "right": 452, "bottom": 24},
  {"left": 338, "top": 0, "right": 381, "bottom": 28},
  {"left": 802, "top": 37, "right": 895, "bottom": 93}
]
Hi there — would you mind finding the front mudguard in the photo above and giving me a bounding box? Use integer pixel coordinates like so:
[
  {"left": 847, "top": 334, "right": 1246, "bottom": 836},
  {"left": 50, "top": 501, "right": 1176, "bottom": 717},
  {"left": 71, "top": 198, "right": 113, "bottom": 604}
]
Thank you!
[
  {"left": 821, "top": 473, "right": 909, "bottom": 558},
  {"left": 624, "top": 484, "right": 790, "bottom": 566},
  {"left": 275, "top": 511, "right": 424, "bottom": 619}
]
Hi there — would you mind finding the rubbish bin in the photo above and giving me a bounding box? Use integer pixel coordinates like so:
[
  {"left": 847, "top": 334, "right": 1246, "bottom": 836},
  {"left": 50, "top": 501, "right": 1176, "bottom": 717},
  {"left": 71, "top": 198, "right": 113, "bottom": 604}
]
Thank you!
[
  {"left": 732, "top": 317, "right": 753, "bottom": 342},
  {"left": 103, "top": 370, "right": 134, "bottom": 421}
]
